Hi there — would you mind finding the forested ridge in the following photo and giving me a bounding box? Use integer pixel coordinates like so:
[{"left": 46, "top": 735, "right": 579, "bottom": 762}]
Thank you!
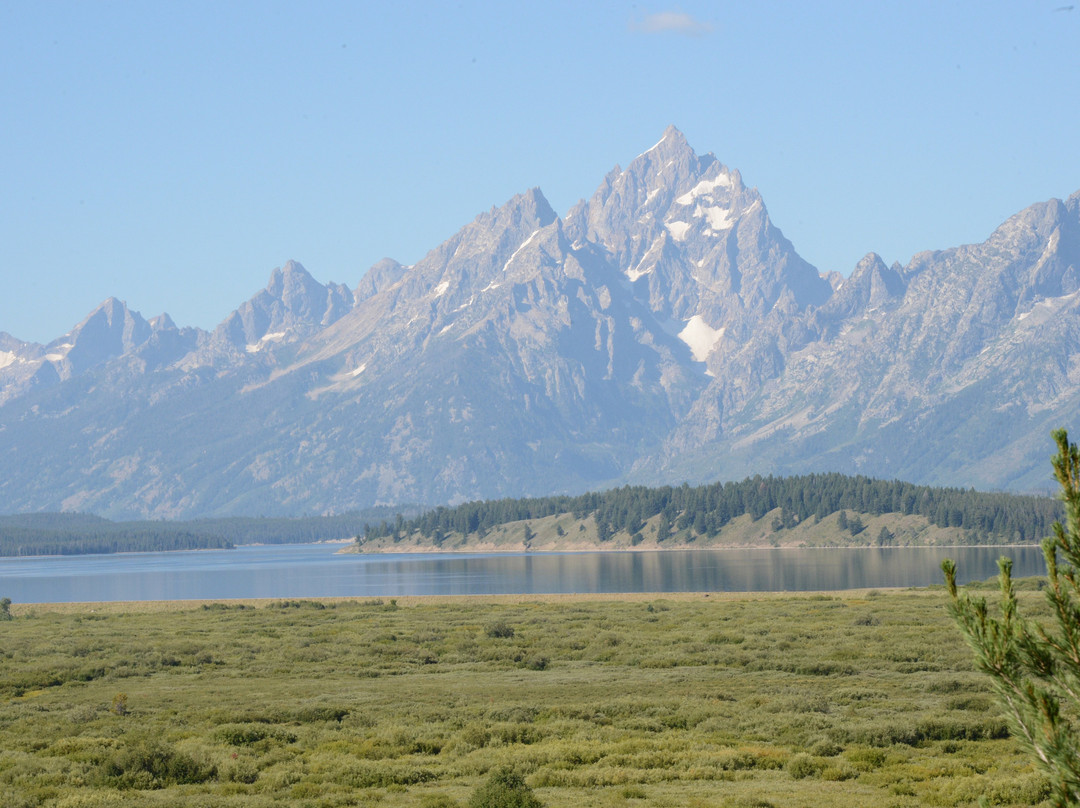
[
  {"left": 0, "top": 514, "right": 232, "bottom": 556},
  {"left": 363, "top": 473, "right": 1062, "bottom": 546},
  {"left": 0, "top": 507, "right": 417, "bottom": 557}
]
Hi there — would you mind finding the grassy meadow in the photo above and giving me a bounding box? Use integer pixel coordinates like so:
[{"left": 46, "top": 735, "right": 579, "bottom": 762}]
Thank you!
[{"left": 0, "top": 589, "right": 1053, "bottom": 807}]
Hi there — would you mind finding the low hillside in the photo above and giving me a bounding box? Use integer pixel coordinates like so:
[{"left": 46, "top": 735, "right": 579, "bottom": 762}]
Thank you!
[{"left": 358, "top": 473, "right": 1061, "bottom": 552}]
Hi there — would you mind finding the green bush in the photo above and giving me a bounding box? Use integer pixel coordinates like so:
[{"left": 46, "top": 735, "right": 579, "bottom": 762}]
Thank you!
[
  {"left": 522, "top": 654, "right": 549, "bottom": 671},
  {"left": 420, "top": 796, "right": 461, "bottom": 808},
  {"left": 99, "top": 738, "right": 216, "bottom": 789},
  {"left": 786, "top": 753, "right": 821, "bottom": 780},
  {"left": 457, "top": 723, "right": 490, "bottom": 750},
  {"left": 810, "top": 738, "right": 842, "bottom": 757},
  {"left": 291, "top": 705, "right": 348, "bottom": 723},
  {"left": 845, "top": 747, "right": 886, "bottom": 771},
  {"left": 485, "top": 621, "right": 515, "bottom": 639},
  {"left": 213, "top": 723, "right": 296, "bottom": 746},
  {"left": 221, "top": 754, "right": 260, "bottom": 784},
  {"left": 468, "top": 767, "right": 544, "bottom": 808}
]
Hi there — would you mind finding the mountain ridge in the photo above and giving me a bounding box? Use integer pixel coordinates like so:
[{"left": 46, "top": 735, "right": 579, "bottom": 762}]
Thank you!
[{"left": 1, "top": 127, "right": 1077, "bottom": 518}]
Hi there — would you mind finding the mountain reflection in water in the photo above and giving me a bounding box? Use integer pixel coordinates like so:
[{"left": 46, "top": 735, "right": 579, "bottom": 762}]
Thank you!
[{"left": 0, "top": 544, "right": 1046, "bottom": 603}]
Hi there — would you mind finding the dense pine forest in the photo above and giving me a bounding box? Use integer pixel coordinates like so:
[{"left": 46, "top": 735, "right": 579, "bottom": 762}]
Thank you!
[
  {"left": 363, "top": 473, "right": 1063, "bottom": 548},
  {"left": 0, "top": 507, "right": 417, "bottom": 557},
  {"left": 0, "top": 514, "right": 233, "bottom": 556}
]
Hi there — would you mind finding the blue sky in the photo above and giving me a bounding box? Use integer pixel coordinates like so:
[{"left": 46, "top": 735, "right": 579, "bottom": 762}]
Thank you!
[{"left": 3, "top": 1, "right": 1079, "bottom": 344}]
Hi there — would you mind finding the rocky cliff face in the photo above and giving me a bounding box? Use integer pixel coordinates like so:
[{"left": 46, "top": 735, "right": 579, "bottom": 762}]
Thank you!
[
  {"left": 650, "top": 190, "right": 1080, "bottom": 493},
  {"left": 1, "top": 130, "right": 1077, "bottom": 517}
]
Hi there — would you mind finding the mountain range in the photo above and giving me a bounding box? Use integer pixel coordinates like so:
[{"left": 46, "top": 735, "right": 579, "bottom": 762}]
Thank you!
[{"left": 2, "top": 125, "right": 1078, "bottom": 519}]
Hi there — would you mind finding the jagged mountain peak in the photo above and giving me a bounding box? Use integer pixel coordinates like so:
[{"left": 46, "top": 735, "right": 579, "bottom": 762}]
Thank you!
[
  {"left": 148, "top": 312, "right": 177, "bottom": 331},
  {"left": 263, "top": 260, "right": 336, "bottom": 313},
  {"left": 821, "top": 252, "right": 905, "bottom": 319},
  {"left": 0, "top": 298, "right": 159, "bottom": 404},
  {"left": 586, "top": 129, "right": 720, "bottom": 217},
  {"left": 564, "top": 127, "right": 829, "bottom": 344},
  {"left": 400, "top": 188, "right": 560, "bottom": 290},
  {"left": 1066, "top": 190, "right": 1080, "bottom": 216},
  {"left": 266, "top": 258, "right": 315, "bottom": 292},
  {"left": 985, "top": 196, "right": 1071, "bottom": 247},
  {"left": 355, "top": 258, "right": 407, "bottom": 305},
  {"left": 48, "top": 297, "right": 153, "bottom": 377},
  {"left": 0, "top": 332, "right": 30, "bottom": 352},
  {"left": 68, "top": 296, "right": 133, "bottom": 330},
  {"left": 629, "top": 127, "right": 737, "bottom": 193},
  {"left": 286, "top": 191, "right": 571, "bottom": 386},
  {"left": 65, "top": 296, "right": 145, "bottom": 340},
  {"left": 482, "top": 187, "right": 558, "bottom": 232},
  {"left": 213, "top": 260, "right": 355, "bottom": 353},
  {"left": 635, "top": 124, "right": 697, "bottom": 165},
  {"left": 565, "top": 128, "right": 733, "bottom": 264}
]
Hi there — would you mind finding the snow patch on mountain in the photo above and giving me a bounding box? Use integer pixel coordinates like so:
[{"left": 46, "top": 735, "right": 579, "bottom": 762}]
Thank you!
[
  {"left": 626, "top": 236, "right": 665, "bottom": 282},
  {"left": 246, "top": 331, "right": 287, "bottom": 353},
  {"left": 675, "top": 174, "right": 731, "bottom": 205},
  {"left": 678, "top": 315, "right": 725, "bottom": 362},
  {"left": 43, "top": 342, "right": 73, "bottom": 362},
  {"left": 1016, "top": 289, "right": 1080, "bottom": 322},
  {"left": 502, "top": 230, "right": 540, "bottom": 272},
  {"left": 0, "top": 351, "right": 18, "bottom": 369},
  {"left": 433, "top": 281, "right": 450, "bottom": 298},
  {"left": 697, "top": 205, "right": 733, "bottom": 232},
  {"left": 665, "top": 221, "right": 691, "bottom": 241}
]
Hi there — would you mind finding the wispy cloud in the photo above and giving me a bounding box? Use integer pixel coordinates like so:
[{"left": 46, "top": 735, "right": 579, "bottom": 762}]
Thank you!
[{"left": 630, "top": 11, "right": 714, "bottom": 37}]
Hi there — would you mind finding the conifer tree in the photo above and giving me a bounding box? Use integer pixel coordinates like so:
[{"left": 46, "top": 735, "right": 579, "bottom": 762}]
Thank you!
[{"left": 942, "top": 429, "right": 1080, "bottom": 807}]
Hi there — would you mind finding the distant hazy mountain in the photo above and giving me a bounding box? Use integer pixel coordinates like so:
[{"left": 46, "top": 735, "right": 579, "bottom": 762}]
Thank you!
[{"left": 1, "top": 127, "right": 1077, "bottom": 518}]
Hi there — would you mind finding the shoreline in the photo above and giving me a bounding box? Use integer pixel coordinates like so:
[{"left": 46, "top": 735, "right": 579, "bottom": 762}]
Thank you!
[
  {"left": 0, "top": 540, "right": 1039, "bottom": 562},
  {"left": 344, "top": 541, "right": 1043, "bottom": 554}
]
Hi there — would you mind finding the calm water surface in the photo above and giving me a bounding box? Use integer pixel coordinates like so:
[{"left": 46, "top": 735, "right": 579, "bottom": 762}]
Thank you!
[{"left": 0, "top": 543, "right": 1047, "bottom": 603}]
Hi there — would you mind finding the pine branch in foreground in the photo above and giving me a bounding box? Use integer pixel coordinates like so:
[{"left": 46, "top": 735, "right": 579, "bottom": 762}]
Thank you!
[{"left": 944, "top": 429, "right": 1080, "bottom": 807}]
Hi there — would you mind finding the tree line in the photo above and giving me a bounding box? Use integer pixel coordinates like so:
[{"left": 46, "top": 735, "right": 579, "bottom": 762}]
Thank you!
[
  {"left": 0, "top": 506, "right": 420, "bottom": 557},
  {"left": 0, "top": 514, "right": 232, "bottom": 556},
  {"left": 363, "top": 473, "right": 1063, "bottom": 545}
]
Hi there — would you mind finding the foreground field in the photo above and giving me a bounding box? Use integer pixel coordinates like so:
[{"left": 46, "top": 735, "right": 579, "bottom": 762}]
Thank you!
[{"left": 0, "top": 590, "right": 1051, "bottom": 807}]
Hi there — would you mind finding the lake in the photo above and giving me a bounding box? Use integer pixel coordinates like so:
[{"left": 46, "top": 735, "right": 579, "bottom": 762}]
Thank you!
[{"left": 0, "top": 543, "right": 1047, "bottom": 604}]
